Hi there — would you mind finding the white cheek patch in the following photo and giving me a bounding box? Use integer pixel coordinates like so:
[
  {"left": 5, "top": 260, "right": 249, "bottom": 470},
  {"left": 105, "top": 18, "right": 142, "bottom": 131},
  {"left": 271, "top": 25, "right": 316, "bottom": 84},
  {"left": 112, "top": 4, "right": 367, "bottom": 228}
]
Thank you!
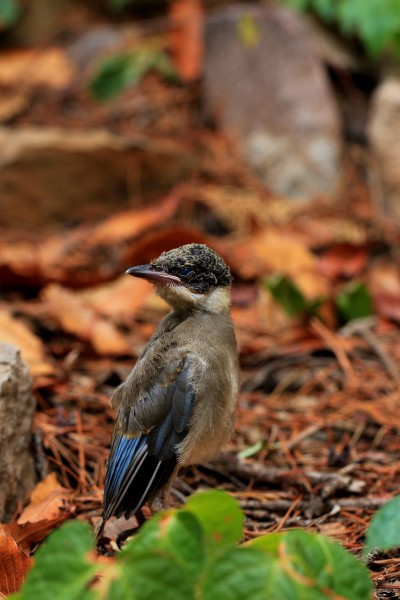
[{"left": 157, "top": 283, "right": 230, "bottom": 314}]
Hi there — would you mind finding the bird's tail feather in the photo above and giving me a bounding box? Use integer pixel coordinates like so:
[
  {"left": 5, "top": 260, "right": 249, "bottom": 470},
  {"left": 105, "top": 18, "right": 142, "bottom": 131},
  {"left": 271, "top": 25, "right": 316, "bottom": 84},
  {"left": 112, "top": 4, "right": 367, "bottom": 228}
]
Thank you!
[{"left": 102, "top": 434, "right": 177, "bottom": 523}]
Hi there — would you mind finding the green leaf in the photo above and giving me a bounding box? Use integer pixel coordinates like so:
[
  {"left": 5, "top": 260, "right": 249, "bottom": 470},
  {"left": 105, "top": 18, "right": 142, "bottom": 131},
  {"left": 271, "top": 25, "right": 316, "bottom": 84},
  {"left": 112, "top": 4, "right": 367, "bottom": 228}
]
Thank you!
[
  {"left": 90, "top": 53, "right": 136, "bottom": 101},
  {"left": 250, "top": 530, "right": 372, "bottom": 599},
  {"left": 336, "top": 281, "right": 373, "bottom": 322},
  {"left": 109, "top": 551, "right": 195, "bottom": 600},
  {"left": 0, "top": 0, "right": 20, "bottom": 28},
  {"left": 121, "top": 510, "right": 204, "bottom": 583},
  {"left": 90, "top": 48, "right": 176, "bottom": 101},
  {"left": 365, "top": 495, "right": 400, "bottom": 553},
  {"left": 266, "top": 275, "right": 308, "bottom": 317},
  {"left": 237, "top": 439, "right": 264, "bottom": 459},
  {"left": 19, "top": 521, "right": 99, "bottom": 600},
  {"left": 185, "top": 490, "right": 244, "bottom": 553},
  {"left": 200, "top": 546, "right": 300, "bottom": 600}
]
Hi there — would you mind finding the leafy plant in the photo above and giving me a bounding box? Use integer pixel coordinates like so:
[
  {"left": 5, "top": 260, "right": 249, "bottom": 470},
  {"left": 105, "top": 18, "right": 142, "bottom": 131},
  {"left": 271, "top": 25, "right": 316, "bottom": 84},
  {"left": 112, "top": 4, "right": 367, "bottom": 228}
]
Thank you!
[
  {"left": 12, "top": 490, "right": 373, "bottom": 600},
  {"left": 365, "top": 495, "right": 400, "bottom": 554},
  {"left": 0, "top": 0, "right": 21, "bottom": 29},
  {"left": 283, "top": 0, "right": 400, "bottom": 56},
  {"left": 266, "top": 274, "right": 373, "bottom": 324},
  {"left": 265, "top": 274, "right": 323, "bottom": 318},
  {"left": 90, "top": 47, "right": 176, "bottom": 101},
  {"left": 335, "top": 281, "right": 373, "bottom": 322}
]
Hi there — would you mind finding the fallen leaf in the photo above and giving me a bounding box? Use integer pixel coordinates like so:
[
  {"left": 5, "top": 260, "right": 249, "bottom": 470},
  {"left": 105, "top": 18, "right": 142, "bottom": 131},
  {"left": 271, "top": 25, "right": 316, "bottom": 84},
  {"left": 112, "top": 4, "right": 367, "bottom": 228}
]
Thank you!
[
  {"left": 0, "top": 307, "right": 55, "bottom": 379},
  {"left": 318, "top": 243, "right": 368, "bottom": 281},
  {"left": 227, "top": 229, "right": 330, "bottom": 300},
  {"left": 0, "top": 48, "right": 75, "bottom": 90},
  {"left": 42, "top": 284, "right": 131, "bottom": 356},
  {"left": 368, "top": 261, "right": 400, "bottom": 323},
  {"left": 169, "top": 0, "right": 204, "bottom": 81},
  {"left": 0, "top": 516, "right": 69, "bottom": 554},
  {"left": 0, "top": 530, "right": 33, "bottom": 596},
  {"left": 18, "top": 473, "right": 74, "bottom": 525},
  {"left": 122, "top": 225, "right": 209, "bottom": 266},
  {"left": 79, "top": 275, "right": 152, "bottom": 321},
  {"left": 38, "top": 193, "right": 180, "bottom": 286}
]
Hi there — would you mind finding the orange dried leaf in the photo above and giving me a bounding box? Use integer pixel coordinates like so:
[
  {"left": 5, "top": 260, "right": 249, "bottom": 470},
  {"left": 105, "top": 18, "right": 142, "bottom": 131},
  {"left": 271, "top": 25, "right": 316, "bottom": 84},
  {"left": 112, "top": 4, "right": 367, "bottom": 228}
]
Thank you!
[
  {"left": 42, "top": 284, "right": 131, "bottom": 356},
  {"left": 169, "top": 0, "right": 204, "bottom": 81},
  {"left": 18, "top": 473, "right": 74, "bottom": 525},
  {"left": 38, "top": 194, "right": 180, "bottom": 286},
  {"left": 0, "top": 48, "right": 75, "bottom": 90},
  {"left": 0, "top": 530, "right": 33, "bottom": 596},
  {"left": 0, "top": 516, "right": 70, "bottom": 554},
  {"left": 0, "top": 308, "right": 55, "bottom": 378},
  {"left": 79, "top": 276, "right": 152, "bottom": 320},
  {"left": 228, "top": 229, "right": 329, "bottom": 300}
]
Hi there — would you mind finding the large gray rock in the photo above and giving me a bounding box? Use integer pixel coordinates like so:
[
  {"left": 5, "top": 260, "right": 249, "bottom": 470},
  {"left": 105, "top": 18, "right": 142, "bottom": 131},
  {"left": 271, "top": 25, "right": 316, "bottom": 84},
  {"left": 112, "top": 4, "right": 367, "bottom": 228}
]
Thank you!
[
  {"left": 0, "top": 126, "right": 194, "bottom": 229},
  {"left": 0, "top": 343, "right": 36, "bottom": 521},
  {"left": 203, "top": 4, "right": 342, "bottom": 199},
  {"left": 368, "top": 78, "right": 400, "bottom": 226}
]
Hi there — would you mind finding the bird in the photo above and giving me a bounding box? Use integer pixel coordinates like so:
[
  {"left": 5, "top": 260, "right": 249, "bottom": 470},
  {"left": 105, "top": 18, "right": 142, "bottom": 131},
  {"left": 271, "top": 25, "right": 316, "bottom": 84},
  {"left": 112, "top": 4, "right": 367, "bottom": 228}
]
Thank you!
[{"left": 95, "top": 243, "right": 239, "bottom": 539}]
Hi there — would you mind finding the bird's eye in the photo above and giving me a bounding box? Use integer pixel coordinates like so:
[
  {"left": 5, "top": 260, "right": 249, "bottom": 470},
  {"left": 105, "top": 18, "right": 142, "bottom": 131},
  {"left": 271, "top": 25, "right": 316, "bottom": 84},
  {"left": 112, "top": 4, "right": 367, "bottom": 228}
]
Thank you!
[{"left": 180, "top": 267, "right": 194, "bottom": 279}]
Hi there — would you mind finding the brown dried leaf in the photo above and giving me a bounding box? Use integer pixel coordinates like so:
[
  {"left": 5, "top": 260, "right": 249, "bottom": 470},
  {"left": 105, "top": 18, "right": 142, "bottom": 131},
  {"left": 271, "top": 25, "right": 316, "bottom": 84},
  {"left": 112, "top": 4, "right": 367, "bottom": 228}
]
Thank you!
[
  {"left": 42, "top": 284, "right": 131, "bottom": 356},
  {"left": 318, "top": 243, "right": 368, "bottom": 281},
  {"left": 0, "top": 530, "right": 33, "bottom": 596},
  {"left": 79, "top": 275, "right": 152, "bottom": 321},
  {"left": 0, "top": 48, "right": 75, "bottom": 90},
  {"left": 38, "top": 193, "right": 180, "bottom": 286},
  {"left": 18, "top": 473, "right": 74, "bottom": 525},
  {"left": 0, "top": 516, "right": 69, "bottom": 554},
  {"left": 228, "top": 229, "right": 330, "bottom": 300},
  {"left": 0, "top": 307, "right": 55, "bottom": 378}
]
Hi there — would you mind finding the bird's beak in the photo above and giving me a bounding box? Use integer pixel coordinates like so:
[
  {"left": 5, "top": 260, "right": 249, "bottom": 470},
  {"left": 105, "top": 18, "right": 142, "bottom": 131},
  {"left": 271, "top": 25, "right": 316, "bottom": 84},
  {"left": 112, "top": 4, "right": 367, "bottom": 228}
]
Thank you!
[{"left": 126, "top": 265, "right": 182, "bottom": 286}]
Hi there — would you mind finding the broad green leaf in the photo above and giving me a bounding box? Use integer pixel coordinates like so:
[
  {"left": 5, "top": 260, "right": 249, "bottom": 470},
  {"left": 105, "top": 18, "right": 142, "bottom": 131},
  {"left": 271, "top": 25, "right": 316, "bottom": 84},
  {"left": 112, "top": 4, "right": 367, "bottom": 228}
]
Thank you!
[
  {"left": 185, "top": 490, "right": 244, "bottom": 553},
  {"left": 365, "top": 495, "right": 400, "bottom": 553},
  {"left": 19, "top": 521, "right": 98, "bottom": 600},
  {"left": 90, "top": 54, "right": 135, "bottom": 101},
  {"left": 90, "top": 48, "right": 175, "bottom": 102},
  {"left": 266, "top": 275, "right": 307, "bottom": 317},
  {"left": 0, "top": 0, "right": 20, "bottom": 28},
  {"left": 250, "top": 530, "right": 372, "bottom": 600},
  {"left": 109, "top": 551, "right": 195, "bottom": 600},
  {"left": 336, "top": 281, "right": 373, "bottom": 322},
  {"left": 121, "top": 510, "right": 204, "bottom": 582},
  {"left": 200, "top": 547, "right": 295, "bottom": 600}
]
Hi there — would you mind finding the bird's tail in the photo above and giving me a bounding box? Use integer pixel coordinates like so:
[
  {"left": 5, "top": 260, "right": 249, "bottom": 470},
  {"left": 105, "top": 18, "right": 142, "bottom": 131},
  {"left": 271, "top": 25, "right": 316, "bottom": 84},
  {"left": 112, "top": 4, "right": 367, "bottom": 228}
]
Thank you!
[{"left": 99, "top": 434, "right": 177, "bottom": 529}]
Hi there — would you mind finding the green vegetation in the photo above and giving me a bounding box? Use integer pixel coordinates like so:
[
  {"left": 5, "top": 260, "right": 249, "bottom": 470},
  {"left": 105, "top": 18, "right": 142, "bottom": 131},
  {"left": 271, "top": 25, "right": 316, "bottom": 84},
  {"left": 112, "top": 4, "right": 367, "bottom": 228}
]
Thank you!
[
  {"left": 266, "top": 274, "right": 373, "bottom": 323},
  {"left": 283, "top": 0, "right": 400, "bottom": 56},
  {"left": 13, "top": 489, "right": 376, "bottom": 600},
  {"left": 0, "top": 0, "right": 20, "bottom": 29},
  {"left": 90, "top": 47, "right": 176, "bottom": 101}
]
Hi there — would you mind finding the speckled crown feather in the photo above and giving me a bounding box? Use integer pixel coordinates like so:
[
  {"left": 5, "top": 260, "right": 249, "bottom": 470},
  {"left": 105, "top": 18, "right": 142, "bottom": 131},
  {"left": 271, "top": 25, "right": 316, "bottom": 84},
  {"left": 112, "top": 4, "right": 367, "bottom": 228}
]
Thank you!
[{"left": 151, "top": 244, "right": 232, "bottom": 293}]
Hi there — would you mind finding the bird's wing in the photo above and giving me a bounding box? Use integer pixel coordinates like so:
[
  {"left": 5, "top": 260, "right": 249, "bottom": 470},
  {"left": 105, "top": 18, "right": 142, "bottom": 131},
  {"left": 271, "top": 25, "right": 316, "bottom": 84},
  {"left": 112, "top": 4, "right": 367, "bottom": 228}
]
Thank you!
[{"left": 102, "top": 355, "right": 195, "bottom": 522}]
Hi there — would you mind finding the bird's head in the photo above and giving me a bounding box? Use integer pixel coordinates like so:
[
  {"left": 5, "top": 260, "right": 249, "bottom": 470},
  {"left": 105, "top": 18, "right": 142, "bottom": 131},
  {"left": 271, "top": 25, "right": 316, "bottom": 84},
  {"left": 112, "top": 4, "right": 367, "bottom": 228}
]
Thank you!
[{"left": 126, "top": 243, "right": 232, "bottom": 313}]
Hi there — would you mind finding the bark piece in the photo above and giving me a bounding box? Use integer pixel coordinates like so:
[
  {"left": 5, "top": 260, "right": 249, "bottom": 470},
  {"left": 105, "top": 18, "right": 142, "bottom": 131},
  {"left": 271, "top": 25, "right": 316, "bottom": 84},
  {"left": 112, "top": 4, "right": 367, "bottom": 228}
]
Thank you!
[{"left": 0, "top": 343, "right": 36, "bottom": 521}]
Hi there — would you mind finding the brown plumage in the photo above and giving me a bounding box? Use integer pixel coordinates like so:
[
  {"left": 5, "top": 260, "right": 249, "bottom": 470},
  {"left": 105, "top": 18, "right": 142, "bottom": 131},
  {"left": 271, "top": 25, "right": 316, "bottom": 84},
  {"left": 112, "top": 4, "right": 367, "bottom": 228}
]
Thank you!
[{"left": 95, "top": 244, "right": 239, "bottom": 538}]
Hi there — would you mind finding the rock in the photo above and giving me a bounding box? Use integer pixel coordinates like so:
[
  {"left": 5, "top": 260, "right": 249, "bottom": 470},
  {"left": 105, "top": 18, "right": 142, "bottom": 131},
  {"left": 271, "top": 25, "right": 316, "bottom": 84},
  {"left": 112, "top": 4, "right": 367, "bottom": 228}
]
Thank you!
[
  {"left": 0, "top": 126, "right": 194, "bottom": 229},
  {"left": 0, "top": 343, "right": 36, "bottom": 522},
  {"left": 368, "top": 78, "right": 400, "bottom": 226},
  {"left": 203, "top": 4, "right": 342, "bottom": 199}
]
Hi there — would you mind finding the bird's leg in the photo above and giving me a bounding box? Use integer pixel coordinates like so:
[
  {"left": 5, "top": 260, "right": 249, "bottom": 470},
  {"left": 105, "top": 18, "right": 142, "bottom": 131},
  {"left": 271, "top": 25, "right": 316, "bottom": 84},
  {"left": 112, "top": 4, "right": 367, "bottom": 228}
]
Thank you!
[{"left": 116, "top": 509, "right": 147, "bottom": 548}]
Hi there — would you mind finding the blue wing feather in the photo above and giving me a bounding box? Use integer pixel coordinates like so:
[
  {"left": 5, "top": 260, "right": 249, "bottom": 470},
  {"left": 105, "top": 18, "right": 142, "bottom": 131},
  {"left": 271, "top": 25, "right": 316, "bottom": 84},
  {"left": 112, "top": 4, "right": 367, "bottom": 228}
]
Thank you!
[{"left": 101, "top": 356, "right": 195, "bottom": 522}]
